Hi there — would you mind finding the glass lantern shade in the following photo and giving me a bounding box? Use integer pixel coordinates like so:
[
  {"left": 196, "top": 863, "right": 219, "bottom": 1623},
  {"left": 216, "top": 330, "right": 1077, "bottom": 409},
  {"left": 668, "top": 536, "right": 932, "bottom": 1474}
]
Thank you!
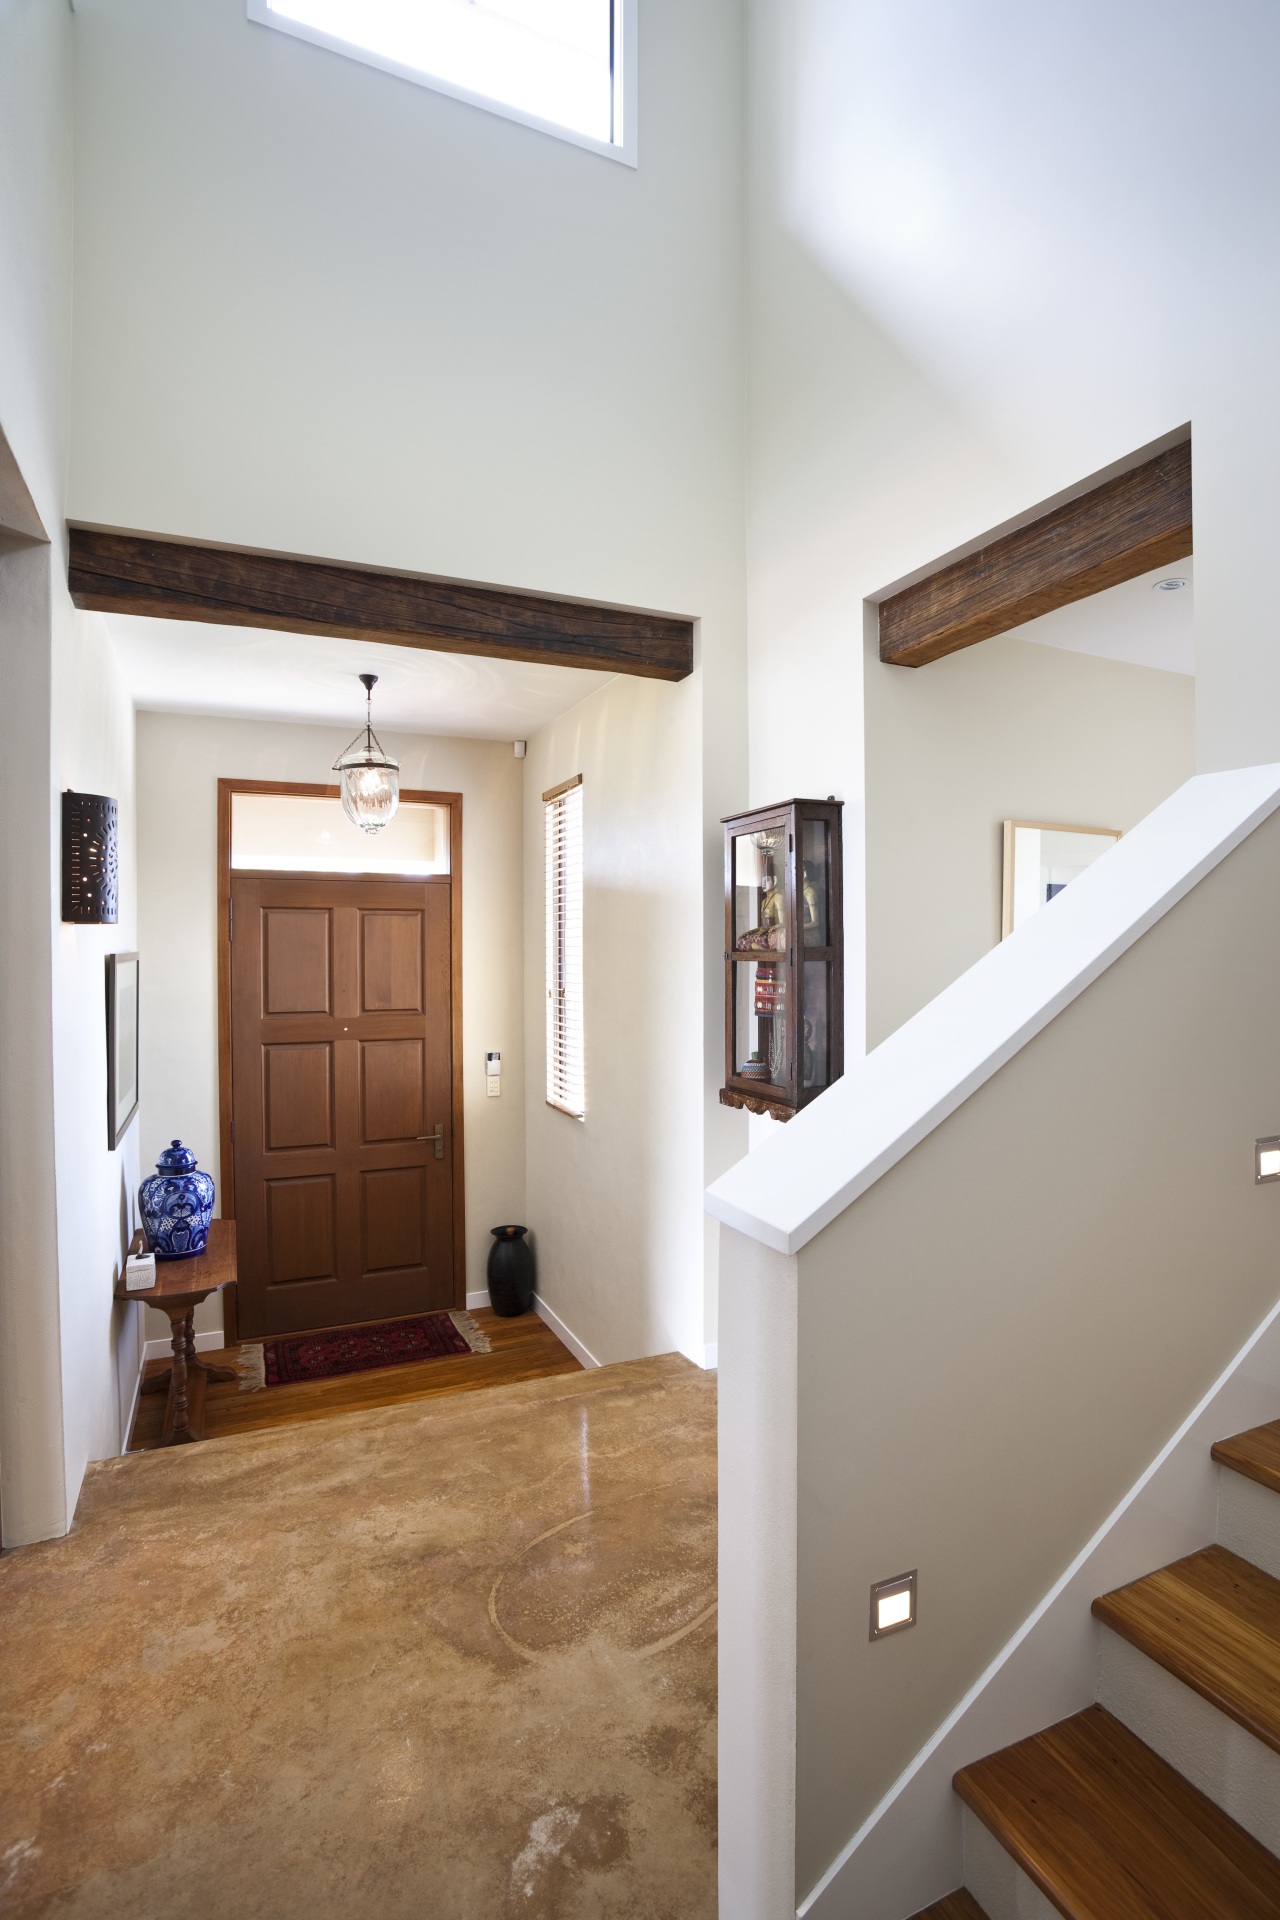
[{"left": 336, "top": 747, "right": 400, "bottom": 834}]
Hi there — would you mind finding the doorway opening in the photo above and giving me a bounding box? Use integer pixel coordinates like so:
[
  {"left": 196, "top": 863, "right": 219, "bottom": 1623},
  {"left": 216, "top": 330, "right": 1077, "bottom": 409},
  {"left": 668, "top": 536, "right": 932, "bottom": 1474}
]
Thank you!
[{"left": 217, "top": 779, "right": 465, "bottom": 1342}]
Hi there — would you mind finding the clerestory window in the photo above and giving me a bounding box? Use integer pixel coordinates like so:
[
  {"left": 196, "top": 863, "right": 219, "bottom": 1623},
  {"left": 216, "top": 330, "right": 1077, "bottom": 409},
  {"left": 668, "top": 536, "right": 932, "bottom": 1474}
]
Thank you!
[{"left": 248, "top": 0, "right": 635, "bottom": 165}]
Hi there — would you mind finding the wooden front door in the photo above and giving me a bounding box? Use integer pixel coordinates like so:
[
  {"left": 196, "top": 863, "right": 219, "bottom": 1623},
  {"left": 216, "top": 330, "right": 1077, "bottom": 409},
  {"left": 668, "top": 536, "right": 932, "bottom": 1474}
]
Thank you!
[{"left": 230, "top": 874, "right": 457, "bottom": 1339}]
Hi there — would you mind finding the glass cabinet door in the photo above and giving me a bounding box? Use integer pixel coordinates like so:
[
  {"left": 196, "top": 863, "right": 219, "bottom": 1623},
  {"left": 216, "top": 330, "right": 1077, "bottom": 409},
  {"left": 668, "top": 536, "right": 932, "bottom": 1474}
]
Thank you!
[
  {"left": 734, "top": 957, "right": 788, "bottom": 1087},
  {"left": 732, "top": 825, "right": 788, "bottom": 955},
  {"left": 802, "top": 961, "right": 830, "bottom": 1091},
  {"left": 801, "top": 818, "right": 830, "bottom": 948}
]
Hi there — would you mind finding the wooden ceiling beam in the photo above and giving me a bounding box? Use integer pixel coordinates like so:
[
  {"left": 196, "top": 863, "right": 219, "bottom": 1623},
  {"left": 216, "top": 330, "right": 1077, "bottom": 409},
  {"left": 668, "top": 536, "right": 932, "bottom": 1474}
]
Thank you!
[
  {"left": 878, "top": 440, "right": 1192, "bottom": 669},
  {"left": 67, "top": 527, "right": 694, "bottom": 682}
]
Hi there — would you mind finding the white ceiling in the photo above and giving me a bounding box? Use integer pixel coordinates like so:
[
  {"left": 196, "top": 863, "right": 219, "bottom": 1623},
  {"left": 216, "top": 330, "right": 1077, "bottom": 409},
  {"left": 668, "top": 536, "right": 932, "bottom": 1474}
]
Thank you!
[
  {"left": 105, "top": 613, "right": 615, "bottom": 740},
  {"left": 1014, "top": 558, "right": 1194, "bottom": 677}
]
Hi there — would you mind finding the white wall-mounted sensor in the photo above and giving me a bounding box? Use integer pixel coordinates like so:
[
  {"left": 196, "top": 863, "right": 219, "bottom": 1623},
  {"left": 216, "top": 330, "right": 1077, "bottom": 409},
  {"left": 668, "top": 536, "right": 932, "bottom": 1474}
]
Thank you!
[
  {"left": 1257, "top": 1137, "right": 1280, "bottom": 1181},
  {"left": 486, "top": 1050, "right": 502, "bottom": 1097},
  {"left": 869, "top": 1569, "right": 917, "bottom": 1640},
  {"left": 514, "top": 740, "right": 527, "bottom": 759}
]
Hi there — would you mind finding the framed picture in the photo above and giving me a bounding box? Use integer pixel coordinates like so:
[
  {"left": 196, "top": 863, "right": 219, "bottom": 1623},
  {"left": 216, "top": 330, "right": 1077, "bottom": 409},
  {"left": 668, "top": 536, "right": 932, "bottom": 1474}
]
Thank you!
[
  {"left": 106, "top": 952, "right": 139, "bottom": 1148},
  {"left": 1001, "top": 821, "right": 1122, "bottom": 939}
]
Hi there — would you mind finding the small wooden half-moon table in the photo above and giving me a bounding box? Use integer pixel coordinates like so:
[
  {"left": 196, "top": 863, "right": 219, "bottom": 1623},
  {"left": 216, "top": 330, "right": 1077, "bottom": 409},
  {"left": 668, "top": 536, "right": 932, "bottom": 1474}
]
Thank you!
[{"left": 115, "top": 1219, "right": 238, "bottom": 1446}]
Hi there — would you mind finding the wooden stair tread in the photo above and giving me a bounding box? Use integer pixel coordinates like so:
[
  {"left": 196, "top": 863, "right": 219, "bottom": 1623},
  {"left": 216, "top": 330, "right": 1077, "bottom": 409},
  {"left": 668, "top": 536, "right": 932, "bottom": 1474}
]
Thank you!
[
  {"left": 953, "top": 1704, "right": 1280, "bottom": 1917},
  {"left": 1093, "top": 1543, "right": 1280, "bottom": 1753},
  {"left": 907, "top": 1892, "right": 989, "bottom": 1920},
  {"left": 1212, "top": 1419, "right": 1280, "bottom": 1495}
]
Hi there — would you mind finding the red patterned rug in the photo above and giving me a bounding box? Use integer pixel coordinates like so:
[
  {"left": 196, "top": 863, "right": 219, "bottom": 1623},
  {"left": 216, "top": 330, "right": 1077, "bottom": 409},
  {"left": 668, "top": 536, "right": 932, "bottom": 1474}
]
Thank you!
[{"left": 258, "top": 1310, "right": 490, "bottom": 1388}]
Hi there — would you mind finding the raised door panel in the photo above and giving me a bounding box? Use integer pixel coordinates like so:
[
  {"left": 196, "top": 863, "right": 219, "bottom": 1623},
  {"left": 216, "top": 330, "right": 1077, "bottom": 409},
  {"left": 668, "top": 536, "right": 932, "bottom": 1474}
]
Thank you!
[
  {"left": 360, "top": 1038, "right": 425, "bottom": 1144},
  {"left": 265, "top": 1174, "right": 338, "bottom": 1286},
  {"left": 263, "top": 908, "right": 332, "bottom": 1014},
  {"left": 362, "top": 1166, "right": 426, "bottom": 1273},
  {"left": 360, "top": 910, "right": 424, "bottom": 1013},
  {"left": 263, "top": 1043, "right": 334, "bottom": 1151}
]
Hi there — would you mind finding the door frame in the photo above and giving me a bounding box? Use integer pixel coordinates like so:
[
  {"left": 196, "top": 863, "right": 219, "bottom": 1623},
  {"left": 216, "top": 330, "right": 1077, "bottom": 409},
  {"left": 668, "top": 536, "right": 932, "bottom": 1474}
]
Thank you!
[{"left": 216, "top": 777, "right": 465, "bottom": 1341}]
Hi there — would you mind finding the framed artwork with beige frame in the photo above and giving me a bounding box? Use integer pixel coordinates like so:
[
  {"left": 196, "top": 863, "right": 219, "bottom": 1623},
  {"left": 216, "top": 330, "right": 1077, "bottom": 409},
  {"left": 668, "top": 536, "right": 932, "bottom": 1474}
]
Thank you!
[{"left": 1001, "top": 820, "right": 1122, "bottom": 940}]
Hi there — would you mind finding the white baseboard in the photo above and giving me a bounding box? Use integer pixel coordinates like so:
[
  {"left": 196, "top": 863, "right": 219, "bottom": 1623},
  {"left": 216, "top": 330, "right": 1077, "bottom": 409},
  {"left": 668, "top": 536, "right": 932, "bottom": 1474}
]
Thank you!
[
  {"left": 533, "top": 1293, "right": 600, "bottom": 1369},
  {"left": 120, "top": 1312, "right": 146, "bottom": 1455},
  {"left": 468, "top": 1285, "right": 601, "bottom": 1370},
  {"left": 142, "top": 1329, "right": 226, "bottom": 1364},
  {"left": 799, "top": 1289, "right": 1280, "bottom": 1919},
  {"left": 121, "top": 1371, "right": 143, "bottom": 1455},
  {"left": 702, "top": 1343, "right": 718, "bottom": 1370}
]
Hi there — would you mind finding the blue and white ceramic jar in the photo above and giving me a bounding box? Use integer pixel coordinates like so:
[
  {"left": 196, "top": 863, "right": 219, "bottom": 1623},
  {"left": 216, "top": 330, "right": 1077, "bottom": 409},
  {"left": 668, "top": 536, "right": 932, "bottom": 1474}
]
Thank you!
[{"left": 139, "top": 1140, "right": 215, "bottom": 1259}]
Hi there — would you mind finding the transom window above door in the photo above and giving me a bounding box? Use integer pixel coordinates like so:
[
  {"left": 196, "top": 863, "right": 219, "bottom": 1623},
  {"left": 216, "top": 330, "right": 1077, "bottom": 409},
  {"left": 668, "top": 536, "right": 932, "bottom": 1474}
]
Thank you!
[
  {"left": 247, "top": 0, "right": 634, "bottom": 165},
  {"left": 231, "top": 791, "right": 450, "bottom": 875}
]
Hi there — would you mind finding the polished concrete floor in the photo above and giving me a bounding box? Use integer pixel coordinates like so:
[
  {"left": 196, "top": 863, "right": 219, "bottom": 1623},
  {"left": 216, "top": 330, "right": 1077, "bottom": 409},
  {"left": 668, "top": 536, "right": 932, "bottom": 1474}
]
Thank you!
[{"left": 0, "top": 1354, "right": 717, "bottom": 1918}]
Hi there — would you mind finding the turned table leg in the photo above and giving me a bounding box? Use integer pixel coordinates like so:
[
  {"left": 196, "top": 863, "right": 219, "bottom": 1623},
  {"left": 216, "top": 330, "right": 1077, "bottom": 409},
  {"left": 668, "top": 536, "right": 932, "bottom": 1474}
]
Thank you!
[
  {"left": 187, "top": 1308, "right": 238, "bottom": 1386},
  {"left": 166, "top": 1306, "right": 198, "bottom": 1445}
]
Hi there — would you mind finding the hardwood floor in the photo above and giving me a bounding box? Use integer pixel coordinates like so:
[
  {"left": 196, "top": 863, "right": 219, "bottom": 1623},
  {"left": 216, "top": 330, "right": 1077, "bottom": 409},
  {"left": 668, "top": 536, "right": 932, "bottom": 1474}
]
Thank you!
[{"left": 126, "top": 1307, "right": 582, "bottom": 1450}]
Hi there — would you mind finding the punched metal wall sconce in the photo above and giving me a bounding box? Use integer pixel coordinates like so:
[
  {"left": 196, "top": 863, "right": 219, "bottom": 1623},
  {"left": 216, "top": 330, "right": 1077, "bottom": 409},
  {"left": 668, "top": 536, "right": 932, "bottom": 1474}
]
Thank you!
[
  {"left": 61, "top": 790, "right": 119, "bottom": 924},
  {"left": 1257, "top": 1138, "right": 1280, "bottom": 1183},
  {"left": 869, "top": 1569, "right": 917, "bottom": 1640}
]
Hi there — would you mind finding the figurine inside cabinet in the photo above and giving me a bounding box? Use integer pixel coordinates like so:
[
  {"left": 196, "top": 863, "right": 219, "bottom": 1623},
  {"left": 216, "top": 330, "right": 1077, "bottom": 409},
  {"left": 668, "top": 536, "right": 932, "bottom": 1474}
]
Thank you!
[{"left": 721, "top": 798, "right": 844, "bottom": 1121}]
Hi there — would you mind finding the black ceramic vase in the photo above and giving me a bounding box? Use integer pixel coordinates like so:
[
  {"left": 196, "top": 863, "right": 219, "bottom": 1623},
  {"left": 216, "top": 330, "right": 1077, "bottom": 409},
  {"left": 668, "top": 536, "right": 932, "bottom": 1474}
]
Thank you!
[{"left": 487, "top": 1224, "right": 535, "bottom": 1317}]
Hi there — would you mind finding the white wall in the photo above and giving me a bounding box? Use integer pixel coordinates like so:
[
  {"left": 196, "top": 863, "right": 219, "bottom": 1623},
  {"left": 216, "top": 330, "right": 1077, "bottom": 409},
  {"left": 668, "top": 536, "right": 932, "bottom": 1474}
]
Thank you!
[
  {"left": 71, "top": 0, "right": 748, "bottom": 1361},
  {"left": 0, "top": 0, "right": 143, "bottom": 1543},
  {"left": 523, "top": 674, "right": 706, "bottom": 1367},
  {"left": 865, "top": 634, "right": 1195, "bottom": 1045},
  {"left": 52, "top": 610, "right": 142, "bottom": 1487},
  {"left": 136, "top": 711, "right": 526, "bottom": 1345},
  {"left": 746, "top": 0, "right": 1280, "bottom": 1076},
  {"left": 745, "top": 18, "right": 1031, "bottom": 1067},
  {"left": 0, "top": 540, "right": 65, "bottom": 1545}
]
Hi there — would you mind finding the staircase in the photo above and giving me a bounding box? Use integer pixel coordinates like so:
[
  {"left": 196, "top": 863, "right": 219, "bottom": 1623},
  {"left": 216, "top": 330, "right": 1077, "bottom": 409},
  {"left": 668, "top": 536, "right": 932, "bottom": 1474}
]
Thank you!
[{"left": 907, "top": 1417, "right": 1280, "bottom": 1918}]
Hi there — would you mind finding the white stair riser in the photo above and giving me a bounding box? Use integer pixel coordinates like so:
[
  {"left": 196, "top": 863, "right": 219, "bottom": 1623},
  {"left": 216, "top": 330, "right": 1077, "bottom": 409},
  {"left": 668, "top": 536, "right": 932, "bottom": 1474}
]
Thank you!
[
  {"left": 1217, "top": 1466, "right": 1280, "bottom": 1581},
  {"left": 961, "top": 1808, "right": 1061, "bottom": 1920},
  {"left": 1097, "top": 1626, "right": 1280, "bottom": 1853}
]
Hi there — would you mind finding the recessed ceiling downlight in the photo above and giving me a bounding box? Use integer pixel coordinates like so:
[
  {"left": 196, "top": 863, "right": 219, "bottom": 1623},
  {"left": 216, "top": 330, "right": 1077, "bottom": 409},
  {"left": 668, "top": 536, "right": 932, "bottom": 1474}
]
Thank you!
[{"left": 1153, "top": 577, "right": 1190, "bottom": 592}]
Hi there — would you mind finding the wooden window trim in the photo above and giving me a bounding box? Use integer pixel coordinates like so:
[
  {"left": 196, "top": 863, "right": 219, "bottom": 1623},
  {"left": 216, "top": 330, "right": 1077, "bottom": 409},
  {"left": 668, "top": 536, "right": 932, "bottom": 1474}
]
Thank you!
[
  {"left": 542, "top": 773, "right": 584, "bottom": 803},
  {"left": 216, "top": 777, "right": 465, "bottom": 1340}
]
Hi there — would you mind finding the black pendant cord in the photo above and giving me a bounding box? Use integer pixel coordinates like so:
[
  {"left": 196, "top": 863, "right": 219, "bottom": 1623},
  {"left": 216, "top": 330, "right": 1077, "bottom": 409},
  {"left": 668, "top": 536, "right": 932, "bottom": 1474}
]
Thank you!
[
  {"left": 360, "top": 671, "right": 377, "bottom": 754},
  {"left": 335, "top": 672, "right": 393, "bottom": 767}
]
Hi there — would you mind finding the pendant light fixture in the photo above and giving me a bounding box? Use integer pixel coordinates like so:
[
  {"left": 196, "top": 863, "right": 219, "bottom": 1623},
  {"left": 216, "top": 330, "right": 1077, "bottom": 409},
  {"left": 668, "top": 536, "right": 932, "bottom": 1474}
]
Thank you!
[{"left": 334, "top": 673, "right": 400, "bottom": 834}]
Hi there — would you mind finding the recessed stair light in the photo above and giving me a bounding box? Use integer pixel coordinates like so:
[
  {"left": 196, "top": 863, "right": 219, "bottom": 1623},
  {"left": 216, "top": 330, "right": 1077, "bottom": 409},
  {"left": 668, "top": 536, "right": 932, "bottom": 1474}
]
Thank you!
[
  {"left": 1153, "top": 577, "right": 1189, "bottom": 592},
  {"left": 869, "top": 1569, "right": 917, "bottom": 1639},
  {"left": 1257, "top": 1137, "right": 1280, "bottom": 1182}
]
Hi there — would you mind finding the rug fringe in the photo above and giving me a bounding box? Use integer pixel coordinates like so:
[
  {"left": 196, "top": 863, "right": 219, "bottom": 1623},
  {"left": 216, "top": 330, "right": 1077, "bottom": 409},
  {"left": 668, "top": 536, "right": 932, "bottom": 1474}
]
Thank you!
[
  {"left": 235, "top": 1343, "right": 266, "bottom": 1392},
  {"left": 449, "top": 1309, "right": 492, "bottom": 1354}
]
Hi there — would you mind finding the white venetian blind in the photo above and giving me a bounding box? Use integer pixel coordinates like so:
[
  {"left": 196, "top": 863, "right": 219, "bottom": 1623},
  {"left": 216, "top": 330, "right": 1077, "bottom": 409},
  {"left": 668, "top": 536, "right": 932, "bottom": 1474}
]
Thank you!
[{"left": 545, "top": 776, "right": 585, "bottom": 1118}]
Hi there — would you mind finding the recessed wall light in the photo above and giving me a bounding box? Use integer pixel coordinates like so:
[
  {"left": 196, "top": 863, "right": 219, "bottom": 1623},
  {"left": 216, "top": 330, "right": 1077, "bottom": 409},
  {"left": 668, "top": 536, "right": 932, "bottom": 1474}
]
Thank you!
[
  {"left": 1257, "top": 1138, "right": 1280, "bottom": 1182},
  {"left": 869, "top": 1569, "right": 917, "bottom": 1640},
  {"left": 1153, "top": 577, "right": 1189, "bottom": 592}
]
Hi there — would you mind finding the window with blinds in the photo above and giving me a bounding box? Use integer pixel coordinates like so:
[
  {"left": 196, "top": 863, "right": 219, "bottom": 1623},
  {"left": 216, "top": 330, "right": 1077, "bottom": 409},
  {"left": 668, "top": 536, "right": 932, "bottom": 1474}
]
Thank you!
[{"left": 545, "top": 775, "right": 585, "bottom": 1119}]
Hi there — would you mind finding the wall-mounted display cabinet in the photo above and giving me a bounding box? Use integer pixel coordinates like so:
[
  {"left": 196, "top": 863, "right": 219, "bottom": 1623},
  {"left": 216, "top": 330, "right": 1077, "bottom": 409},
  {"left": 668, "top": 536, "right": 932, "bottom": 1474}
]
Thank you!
[{"left": 721, "top": 798, "right": 844, "bottom": 1122}]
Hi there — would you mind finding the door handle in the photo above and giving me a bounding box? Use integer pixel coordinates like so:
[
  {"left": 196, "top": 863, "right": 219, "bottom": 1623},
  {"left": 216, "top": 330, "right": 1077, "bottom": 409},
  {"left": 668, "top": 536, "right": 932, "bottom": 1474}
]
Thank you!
[{"left": 416, "top": 1125, "right": 445, "bottom": 1160}]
